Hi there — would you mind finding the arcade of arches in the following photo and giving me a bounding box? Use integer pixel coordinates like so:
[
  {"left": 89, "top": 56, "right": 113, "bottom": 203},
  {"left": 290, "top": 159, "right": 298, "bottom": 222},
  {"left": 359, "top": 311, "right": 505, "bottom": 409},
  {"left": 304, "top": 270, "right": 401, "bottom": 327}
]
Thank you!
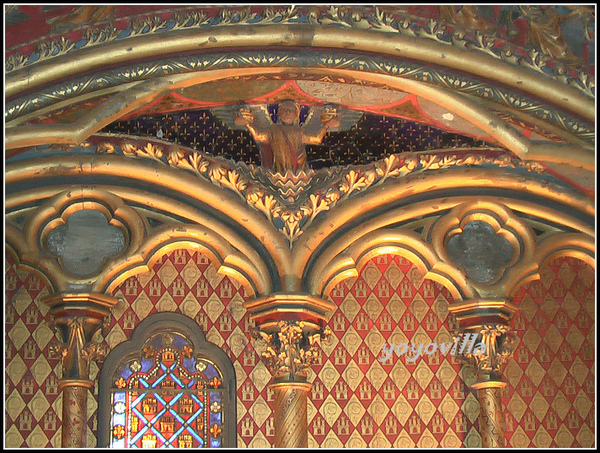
[{"left": 5, "top": 5, "right": 596, "bottom": 449}]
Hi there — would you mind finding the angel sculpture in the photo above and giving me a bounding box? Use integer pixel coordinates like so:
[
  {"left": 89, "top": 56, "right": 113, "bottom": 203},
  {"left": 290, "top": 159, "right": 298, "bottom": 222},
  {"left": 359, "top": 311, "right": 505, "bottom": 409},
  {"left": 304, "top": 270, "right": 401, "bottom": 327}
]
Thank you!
[{"left": 212, "top": 100, "right": 362, "bottom": 173}]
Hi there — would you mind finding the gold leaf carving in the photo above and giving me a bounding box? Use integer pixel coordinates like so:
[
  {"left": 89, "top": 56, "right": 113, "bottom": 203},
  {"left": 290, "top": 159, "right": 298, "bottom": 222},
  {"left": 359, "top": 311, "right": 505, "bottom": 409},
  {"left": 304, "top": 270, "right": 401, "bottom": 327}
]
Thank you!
[
  {"left": 176, "top": 152, "right": 210, "bottom": 175},
  {"left": 251, "top": 321, "right": 331, "bottom": 380},
  {"left": 457, "top": 324, "right": 516, "bottom": 380},
  {"left": 98, "top": 142, "right": 546, "bottom": 247}
]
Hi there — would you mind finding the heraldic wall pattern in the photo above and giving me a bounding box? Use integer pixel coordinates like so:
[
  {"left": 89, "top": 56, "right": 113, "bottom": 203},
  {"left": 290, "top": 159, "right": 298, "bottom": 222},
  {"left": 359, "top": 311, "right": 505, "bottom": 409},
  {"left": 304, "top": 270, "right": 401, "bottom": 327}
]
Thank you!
[{"left": 5, "top": 249, "right": 594, "bottom": 448}]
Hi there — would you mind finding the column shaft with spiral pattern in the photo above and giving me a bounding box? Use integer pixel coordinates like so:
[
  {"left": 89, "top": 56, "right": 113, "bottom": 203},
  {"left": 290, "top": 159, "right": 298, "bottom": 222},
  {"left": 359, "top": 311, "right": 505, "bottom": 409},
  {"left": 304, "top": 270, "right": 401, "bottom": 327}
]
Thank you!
[
  {"left": 271, "top": 381, "right": 312, "bottom": 448},
  {"left": 60, "top": 380, "right": 93, "bottom": 448},
  {"left": 477, "top": 386, "right": 505, "bottom": 448}
]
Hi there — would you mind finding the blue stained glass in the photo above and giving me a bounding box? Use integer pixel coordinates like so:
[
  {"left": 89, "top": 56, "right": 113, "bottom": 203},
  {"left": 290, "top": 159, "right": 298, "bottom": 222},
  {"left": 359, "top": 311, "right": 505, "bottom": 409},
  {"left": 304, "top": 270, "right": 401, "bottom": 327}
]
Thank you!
[{"left": 108, "top": 332, "right": 225, "bottom": 448}]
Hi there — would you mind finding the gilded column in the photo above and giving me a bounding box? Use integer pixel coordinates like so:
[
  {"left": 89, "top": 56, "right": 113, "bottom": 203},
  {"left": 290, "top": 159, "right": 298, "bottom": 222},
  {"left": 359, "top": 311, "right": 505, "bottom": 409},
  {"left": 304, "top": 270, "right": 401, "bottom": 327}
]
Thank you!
[
  {"left": 449, "top": 300, "right": 517, "bottom": 448},
  {"left": 476, "top": 386, "right": 505, "bottom": 448},
  {"left": 270, "top": 381, "right": 311, "bottom": 447},
  {"left": 43, "top": 292, "right": 117, "bottom": 448},
  {"left": 60, "top": 380, "right": 93, "bottom": 448},
  {"left": 244, "top": 294, "right": 334, "bottom": 448}
]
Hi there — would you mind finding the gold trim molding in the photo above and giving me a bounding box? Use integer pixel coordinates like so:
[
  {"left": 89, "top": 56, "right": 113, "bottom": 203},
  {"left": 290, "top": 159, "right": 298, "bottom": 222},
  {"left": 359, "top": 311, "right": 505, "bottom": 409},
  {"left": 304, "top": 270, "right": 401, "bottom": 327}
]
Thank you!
[{"left": 5, "top": 59, "right": 594, "bottom": 156}]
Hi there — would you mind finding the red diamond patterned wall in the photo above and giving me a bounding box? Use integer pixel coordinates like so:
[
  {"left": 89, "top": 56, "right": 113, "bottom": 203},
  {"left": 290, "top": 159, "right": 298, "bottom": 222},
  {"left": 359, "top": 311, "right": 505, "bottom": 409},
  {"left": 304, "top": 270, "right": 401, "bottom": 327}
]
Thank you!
[{"left": 4, "top": 251, "right": 595, "bottom": 447}]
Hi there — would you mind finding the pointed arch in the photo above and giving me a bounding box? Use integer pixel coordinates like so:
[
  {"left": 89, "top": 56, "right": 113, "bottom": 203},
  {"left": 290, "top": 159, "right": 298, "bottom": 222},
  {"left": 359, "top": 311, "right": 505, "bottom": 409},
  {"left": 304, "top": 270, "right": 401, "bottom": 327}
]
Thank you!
[{"left": 97, "top": 312, "right": 237, "bottom": 448}]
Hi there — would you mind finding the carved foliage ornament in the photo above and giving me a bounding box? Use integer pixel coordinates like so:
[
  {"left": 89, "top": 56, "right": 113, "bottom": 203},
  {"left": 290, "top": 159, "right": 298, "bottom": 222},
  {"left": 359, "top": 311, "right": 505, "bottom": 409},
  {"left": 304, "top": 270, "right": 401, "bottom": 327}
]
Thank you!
[
  {"left": 251, "top": 321, "right": 331, "bottom": 381},
  {"left": 97, "top": 141, "right": 545, "bottom": 246},
  {"left": 49, "top": 315, "right": 110, "bottom": 380},
  {"left": 455, "top": 324, "right": 516, "bottom": 380}
]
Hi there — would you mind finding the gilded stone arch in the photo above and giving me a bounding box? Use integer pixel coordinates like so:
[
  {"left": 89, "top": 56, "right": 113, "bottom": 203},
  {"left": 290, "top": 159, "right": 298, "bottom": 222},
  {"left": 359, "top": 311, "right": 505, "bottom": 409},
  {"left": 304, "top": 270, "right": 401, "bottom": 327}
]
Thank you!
[
  {"left": 6, "top": 150, "right": 293, "bottom": 293},
  {"left": 97, "top": 312, "right": 237, "bottom": 448},
  {"left": 9, "top": 188, "right": 147, "bottom": 291},
  {"left": 505, "top": 231, "right": 595, "bottom": 297},
  {"left": 291, "top": 165, "right": 592, "bottom": 295},
  {"left": 99, "top": 225, "right": 273, "bottom": 298},
  {"left": 5, "top": 10, "right": 594, "bottom": 170},
  {"left": 3, "top": 5, "right": 596, "bottom": 449},
  {"left": 427, "top": 200, "right": 538, "bottom": 298},
  {"left": 534, "top": 232, "right": 595, "bottom": 270},
  {"left": 308, "top": 228, "right": 472, "bottom": 301},
  {"left": 5, "top": 241, "right": 56, "bottom": 294}
]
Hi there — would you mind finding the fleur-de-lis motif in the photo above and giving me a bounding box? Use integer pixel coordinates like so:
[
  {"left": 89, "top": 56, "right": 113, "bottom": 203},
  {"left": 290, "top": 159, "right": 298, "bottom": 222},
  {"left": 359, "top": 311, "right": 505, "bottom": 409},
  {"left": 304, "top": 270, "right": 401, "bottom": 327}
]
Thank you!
[
  {"left": 143, "top": 345, "right": 155, "bottom": 358},
  {"left": 115, "top": 377, "right": 127, "bottom": 389},
  {"left": 182, "top": 345, "right": 194, "bottom": 358},
  {"left": 210, "top": 424, "right": 222, "bottom": 438},
  {"left": 113, "top": 424, "right": 125, "bottom": 440},
  {"left": 209, "top": 377, "right": 222, "bottom": 388}
]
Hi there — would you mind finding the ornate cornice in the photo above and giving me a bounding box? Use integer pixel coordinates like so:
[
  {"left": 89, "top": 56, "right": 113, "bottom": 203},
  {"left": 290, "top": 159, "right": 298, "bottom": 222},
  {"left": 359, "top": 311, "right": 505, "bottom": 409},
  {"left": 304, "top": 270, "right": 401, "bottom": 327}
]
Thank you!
[{"left": 6, "top": 5, "right": 594, "bottom": 98}]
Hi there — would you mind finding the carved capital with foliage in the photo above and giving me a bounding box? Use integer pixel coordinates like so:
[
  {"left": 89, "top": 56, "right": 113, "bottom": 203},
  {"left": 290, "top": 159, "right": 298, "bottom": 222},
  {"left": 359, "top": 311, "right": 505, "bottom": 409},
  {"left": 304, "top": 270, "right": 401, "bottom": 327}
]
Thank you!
[
  {"left": 44, "top": 292, "right": 117, "bottom": 381},
  {"left": 251, "top": 320, "right": 331, "bottom": 382},
  {"left": 455, "top": 324, "right": 516, "bottom": 388}
]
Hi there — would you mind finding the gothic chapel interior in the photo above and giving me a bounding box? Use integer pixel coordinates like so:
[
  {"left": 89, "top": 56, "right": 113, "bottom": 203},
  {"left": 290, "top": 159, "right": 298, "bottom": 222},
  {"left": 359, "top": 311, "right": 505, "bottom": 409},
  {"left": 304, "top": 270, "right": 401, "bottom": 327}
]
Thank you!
[{"left": 4, "top": 4, "right": 596, "bottom": 449}]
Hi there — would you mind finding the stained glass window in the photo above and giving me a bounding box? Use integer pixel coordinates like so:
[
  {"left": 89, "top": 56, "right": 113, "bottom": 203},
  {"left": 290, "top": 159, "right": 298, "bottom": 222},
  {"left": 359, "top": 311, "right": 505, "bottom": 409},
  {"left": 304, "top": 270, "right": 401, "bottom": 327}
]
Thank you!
[{"left": 107, "top": 331, "right": 226, "bottom": 448}]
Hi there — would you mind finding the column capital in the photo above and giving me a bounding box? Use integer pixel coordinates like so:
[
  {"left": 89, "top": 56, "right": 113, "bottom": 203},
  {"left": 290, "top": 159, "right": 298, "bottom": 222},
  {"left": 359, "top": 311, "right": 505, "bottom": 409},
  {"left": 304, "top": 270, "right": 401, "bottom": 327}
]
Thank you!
[
  {"left": 449, "top": 299, "right": 518, "bottom": 389},
  {"left": 454, "top": 324, "right": 516, "bottom": 389},
  {"left": 244, "top": 292, "right": 333, "bottom": 447},
  {"left": 42, "top": 292, "right": 118, "bottom": 381},
  {"left": 251, "top": 319, "right": 331, "bottom": 383}
]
